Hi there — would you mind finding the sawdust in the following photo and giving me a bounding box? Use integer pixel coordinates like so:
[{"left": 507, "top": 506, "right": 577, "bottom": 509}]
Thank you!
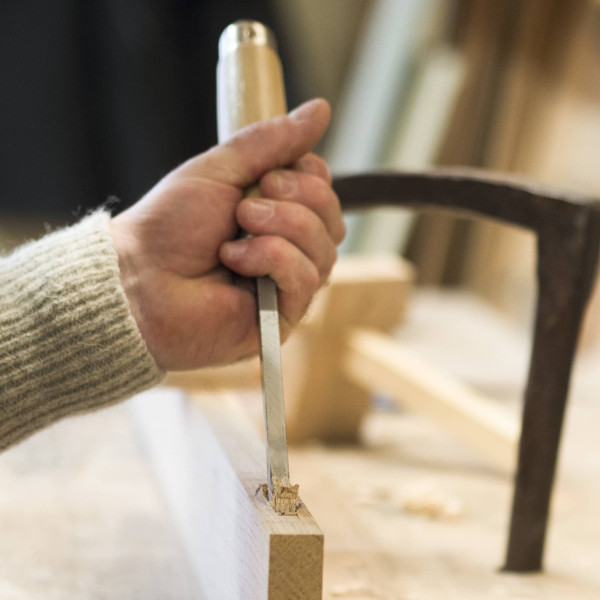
[
  {"left": 329, "top": 581, "right": 387, "bottom": 598},
  {"left": 352, "top": 485, "right": 391, "bottom": 506},
  {"left": 395, "top": 479, "right": 465, "bottom": 520},
  {"left": 351, "top": 479, "right": 465, "bottom": 520}
]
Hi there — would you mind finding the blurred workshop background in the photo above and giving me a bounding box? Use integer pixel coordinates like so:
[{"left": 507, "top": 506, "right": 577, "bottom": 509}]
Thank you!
[
  {"left": 3, "top": 4, "right": 600, "bottom": 595},
  {"left": 1, "top": 0, "right": 600, "bottom": 342}
]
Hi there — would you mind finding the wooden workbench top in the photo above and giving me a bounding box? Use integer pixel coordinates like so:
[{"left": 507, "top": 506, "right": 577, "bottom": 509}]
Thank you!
[
  {"left": 1, "top": 291, "right": 599, "bottom": 598},
  {"left": 0, "top": 404, "right": 200, "bottom": 599}
]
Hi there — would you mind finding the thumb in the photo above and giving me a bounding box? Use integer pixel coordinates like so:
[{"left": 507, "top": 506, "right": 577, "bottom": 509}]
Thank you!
[{"left": 175, "top": 99, "right": 331, "bottom": 189}]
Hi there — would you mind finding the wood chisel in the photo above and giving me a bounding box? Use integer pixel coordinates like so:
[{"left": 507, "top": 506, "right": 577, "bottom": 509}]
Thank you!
[{"left": 217, "top": 20, "right": 298, "bottom": 515}]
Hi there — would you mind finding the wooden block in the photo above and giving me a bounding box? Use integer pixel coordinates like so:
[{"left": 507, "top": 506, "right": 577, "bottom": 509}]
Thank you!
[
  {"left": 283, "top": 255, "right": 414, "bottom": 443},
  {"left": 344, "top": 328, "right": 518, "bottom": 472},
  {"left": 164, "top": 256, "right": 414, "bottom": 444},
  {"left": 164, "top": 360, "right": 260, "bottom": 392},
  {"left": 130, "top": 389, "right": 323, "bottom": 599}
]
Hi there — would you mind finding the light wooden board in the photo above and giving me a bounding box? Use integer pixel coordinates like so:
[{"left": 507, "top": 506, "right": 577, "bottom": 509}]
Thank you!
[
  {"left": 0, "top": 404, "right": 201, "bottom": 600},
  {"left": 164, "top": 360, "right": 259, "bottom": 392},
  {"left": 293, "top": 399, "right": 600, "bottom": 600},
  {"left": 1, "top": 291, "right": 599, "bottom": 598},
  {"left": 283, "top": 255, "right": 414, "bottom": 443},
  {"left": 130, "top": 389, "right": 323, "bottom": 600},
  {"left": 344, "top": 327, "right": 518, "bottom": 472}
]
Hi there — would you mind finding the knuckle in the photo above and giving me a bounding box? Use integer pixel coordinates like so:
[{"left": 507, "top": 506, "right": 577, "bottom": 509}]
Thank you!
[
  {"left": 297, "top": 154, "right": 331, "bottom": 182},
  {"left": 320, "top": 185, "right": 338, "bottom": 214},
  {"left": 264, "top": 237, "right": 288, "bottom": 268},
  {"left": 298, "top": 179, "right": 328, "bottom": 214},
  {"left": 230, "top": 119, "right": 278, "bottom": 165},
  {"left": 314, "top": 157, "right": 332, "bottom": 183},
  {"left": 292, "top": 205, "right": 315, "bottom": 237},
  {"left": 271, "top": 169, "right": 299, "bottom": 198},
  {"left": 259, "top": 169, "right": 278, "bottom": 192},
  {"left": 302, "top": 262, "right": 321, "bottom": 294},
  {"left": 308, "top": 264, "right": 321, "bottom": 292},
  {"left": 335, "top": 215, "right": 347, "bottom": 245},
  {"left": 318, "top": 244, "right": 337, "bottom": 283},
  {"left": 239, "top": 121, "right": 266, "bottom": 141}
]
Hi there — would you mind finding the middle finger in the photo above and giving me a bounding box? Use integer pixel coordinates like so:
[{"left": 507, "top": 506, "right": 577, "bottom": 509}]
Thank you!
[
  {"left": 235, "top": 197, "right": 338, "bottom": 284},
  {"left": 259, "top": 168, "right": 345, "bottom": 245}
]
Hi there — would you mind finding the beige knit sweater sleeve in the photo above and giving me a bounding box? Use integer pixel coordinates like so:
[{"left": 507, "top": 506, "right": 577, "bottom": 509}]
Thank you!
[{"left": 0, "top": 211, "right": 164, "bottom": 450}]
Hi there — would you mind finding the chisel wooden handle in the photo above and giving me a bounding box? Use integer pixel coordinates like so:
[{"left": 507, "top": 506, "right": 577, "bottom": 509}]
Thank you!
[
  {"left": 217, "top": 21, "right": 287, "bottom": 143},
  {"left": 217, "top": 21, "right": 298, "bottom": 515}
]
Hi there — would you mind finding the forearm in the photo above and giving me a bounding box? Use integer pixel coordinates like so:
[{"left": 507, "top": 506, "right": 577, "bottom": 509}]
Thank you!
[{"left": 0, "top": 212, "right": 164, "bottom": 450}]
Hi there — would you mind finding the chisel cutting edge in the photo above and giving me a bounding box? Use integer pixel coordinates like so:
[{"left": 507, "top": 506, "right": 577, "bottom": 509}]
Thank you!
[{"left": 217, "top": 20, "right": 298, "bottom": 515}]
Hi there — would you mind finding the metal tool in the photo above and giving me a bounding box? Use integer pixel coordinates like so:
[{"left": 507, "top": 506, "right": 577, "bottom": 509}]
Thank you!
[{"left": 217, "top": 20, "right": 297, "bottom": 514}]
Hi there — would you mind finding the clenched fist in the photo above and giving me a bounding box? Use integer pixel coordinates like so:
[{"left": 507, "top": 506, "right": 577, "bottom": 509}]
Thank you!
[{"left": 109, "top": 99, "right": 345, "bottom": 371}]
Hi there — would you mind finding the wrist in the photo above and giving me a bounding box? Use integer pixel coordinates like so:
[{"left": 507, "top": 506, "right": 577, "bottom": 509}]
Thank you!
[{"left": 109, "top": 218, "right": 149, "bottom": 355}]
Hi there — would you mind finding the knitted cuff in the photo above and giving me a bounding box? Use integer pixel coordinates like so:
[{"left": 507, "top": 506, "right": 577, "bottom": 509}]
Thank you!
[{"left": 0, "top": 211, "right": 165, "bottom": 450}]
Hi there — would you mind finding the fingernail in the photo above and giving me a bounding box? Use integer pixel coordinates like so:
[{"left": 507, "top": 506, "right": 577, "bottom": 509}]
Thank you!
[
  {"left": 289, "top": 99, "right": 323, "bottom": 122},
  {"left": 223, "top": 239, "right": 249, "bottom": 259},
  {"left": 273, "top": 170, "right": 297, "bottom": 195},
  {"left": 247, "top": 199, "right": 275, "bottom": 223}
]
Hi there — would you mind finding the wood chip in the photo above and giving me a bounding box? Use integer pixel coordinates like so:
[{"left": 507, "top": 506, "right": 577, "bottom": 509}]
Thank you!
[
  {"left": 352, "top": 485, "right": 391, "bottom": 506},
  {"left": 329, "top": 581, "right": 387, "bottom": 598},
  {"left": 395, "top": 480, "right": 465, "bottom": 520},
  {"left": 268, "top": 477, "right": 300, "bottom": 515}
]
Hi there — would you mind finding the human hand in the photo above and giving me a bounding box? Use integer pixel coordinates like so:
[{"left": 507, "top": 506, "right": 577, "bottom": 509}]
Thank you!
[{"left": 109, "top": 99, "right": 345, "bottom": 371}]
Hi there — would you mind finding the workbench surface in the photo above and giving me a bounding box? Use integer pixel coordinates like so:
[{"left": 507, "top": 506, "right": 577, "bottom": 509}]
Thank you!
[{"left": 1, "top": 291, "right": 599, "bottom": 599}]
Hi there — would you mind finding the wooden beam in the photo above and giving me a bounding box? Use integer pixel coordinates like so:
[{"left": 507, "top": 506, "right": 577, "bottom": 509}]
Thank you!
[
  {"left": 164, "top": 360, "right": 259, "bottom": 392},
  {"left": 283, "top": 255, "right": 414, "bottom": 442},
  {"left": 130, "top": 389, "right": 323, "bottom": 599},
  {"left": 344, "top": 328, "right": 518, "bottom": 472}
]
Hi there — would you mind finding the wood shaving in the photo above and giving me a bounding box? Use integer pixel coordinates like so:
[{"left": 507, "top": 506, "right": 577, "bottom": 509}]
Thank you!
[
  {"left": 395, "top": 480, "right": 465, "bottom": 520},
  {"left": 329, "top": 581, "right": 387, "bottom": 598},
  {"left": 352, "top": 485, "right": 392, "bottom": 506},
  {"left": 351, "top": 480, "right": 465, "bottom": 520}
]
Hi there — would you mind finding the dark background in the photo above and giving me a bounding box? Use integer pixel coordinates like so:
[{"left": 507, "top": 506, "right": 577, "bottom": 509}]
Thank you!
[{"left": 0, "top": 1, "right": 300, "bottom": 221}]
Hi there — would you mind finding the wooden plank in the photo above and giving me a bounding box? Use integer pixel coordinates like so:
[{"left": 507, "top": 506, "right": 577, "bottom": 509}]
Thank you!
[
  {"left": 0, "top": 403, "right": 202, "bottom": 599},
  {"left": 164, "top": 360, "right": 259, "bottom": 392},
  {"left": 458, "top": 0, "right": 591, "bottom": 320},
  {"left": 283, "top": 256, "right": 414, "bottom": 442},
  {"left": 323, "top": 0, "right": 436, "bottom": 253},
  {"left": 344, "top": 328, "right": 518, "bottom": 472},
  {"left": 130, "top": 389, "right": 323, "bottom": 600}
]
